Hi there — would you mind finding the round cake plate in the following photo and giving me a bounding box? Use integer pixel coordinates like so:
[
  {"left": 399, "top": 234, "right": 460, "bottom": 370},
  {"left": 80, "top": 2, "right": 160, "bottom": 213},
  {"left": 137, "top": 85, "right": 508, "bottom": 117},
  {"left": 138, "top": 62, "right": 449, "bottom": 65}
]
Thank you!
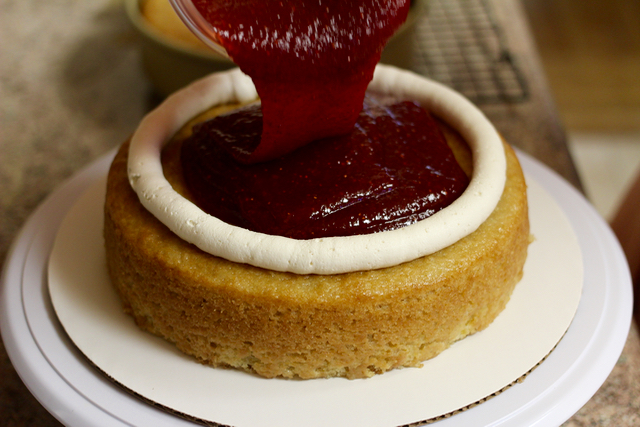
[{"left": 0, "top": 149, "right": 633, "bottom": 427}]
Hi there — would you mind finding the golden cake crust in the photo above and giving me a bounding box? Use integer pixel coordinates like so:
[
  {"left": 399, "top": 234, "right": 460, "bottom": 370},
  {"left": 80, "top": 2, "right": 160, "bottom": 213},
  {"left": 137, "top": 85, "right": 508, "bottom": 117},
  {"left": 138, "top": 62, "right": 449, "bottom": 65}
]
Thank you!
[{"left": 104, "top": 105, "right": 529, "bottom": 379}]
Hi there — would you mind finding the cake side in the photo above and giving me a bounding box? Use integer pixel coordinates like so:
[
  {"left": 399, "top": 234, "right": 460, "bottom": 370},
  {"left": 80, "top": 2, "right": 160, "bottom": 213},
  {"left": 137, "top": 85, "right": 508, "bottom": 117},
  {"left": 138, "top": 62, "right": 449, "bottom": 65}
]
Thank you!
[{"left": 104, "top": 112, "right": 529, "bottom": 379}]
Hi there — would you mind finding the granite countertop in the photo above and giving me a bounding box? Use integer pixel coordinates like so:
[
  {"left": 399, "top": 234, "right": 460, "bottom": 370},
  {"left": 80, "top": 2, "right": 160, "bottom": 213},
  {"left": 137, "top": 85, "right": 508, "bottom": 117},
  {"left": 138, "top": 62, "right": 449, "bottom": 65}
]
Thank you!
[{"left": 1, "top": 0, "right": 638, "bottom": 425}]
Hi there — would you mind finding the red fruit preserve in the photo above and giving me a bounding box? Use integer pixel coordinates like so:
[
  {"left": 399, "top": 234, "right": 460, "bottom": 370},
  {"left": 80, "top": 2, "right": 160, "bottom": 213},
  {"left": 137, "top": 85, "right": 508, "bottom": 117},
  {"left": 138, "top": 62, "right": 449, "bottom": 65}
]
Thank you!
[
  {"left": 180, "top": 0, "right": 469, "bottom": 239},
  {"left": 181, "top": 96, "right": 469, "bottom": 239},
  {"left": 191, "top": 0, "right": 410, "bottom": 163}
]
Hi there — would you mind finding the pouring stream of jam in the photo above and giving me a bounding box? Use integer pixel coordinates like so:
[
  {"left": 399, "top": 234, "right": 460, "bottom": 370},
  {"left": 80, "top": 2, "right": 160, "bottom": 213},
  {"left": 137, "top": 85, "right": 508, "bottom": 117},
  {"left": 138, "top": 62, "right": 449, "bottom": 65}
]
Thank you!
[
  {"left": 190, "top": 0, "right": 410, "bottom": 163},
  {"left": 180, "top": 0, "right": 470, "bottom": 239}
]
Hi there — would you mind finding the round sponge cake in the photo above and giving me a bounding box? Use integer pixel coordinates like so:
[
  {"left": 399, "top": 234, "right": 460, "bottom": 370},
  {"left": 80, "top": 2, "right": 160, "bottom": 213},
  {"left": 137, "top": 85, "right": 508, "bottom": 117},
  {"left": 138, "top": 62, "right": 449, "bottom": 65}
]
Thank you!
[{"left": 104, "top": 100, "right": 529, "bottom": 379}]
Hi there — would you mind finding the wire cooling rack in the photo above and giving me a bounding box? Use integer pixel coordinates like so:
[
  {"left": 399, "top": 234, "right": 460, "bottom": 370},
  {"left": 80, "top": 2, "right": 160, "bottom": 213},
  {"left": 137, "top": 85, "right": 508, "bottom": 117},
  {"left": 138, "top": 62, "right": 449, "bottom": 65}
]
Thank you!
[{"left": 411, "top": 0, "right": 530, "bottom": 104}]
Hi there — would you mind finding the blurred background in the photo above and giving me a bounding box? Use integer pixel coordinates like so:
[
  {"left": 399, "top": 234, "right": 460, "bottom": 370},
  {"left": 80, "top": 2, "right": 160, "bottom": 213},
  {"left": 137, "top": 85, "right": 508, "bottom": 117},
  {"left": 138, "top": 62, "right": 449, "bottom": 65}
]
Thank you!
[{"left": 523, "top": 0, "right": 640, "bottom": 220}]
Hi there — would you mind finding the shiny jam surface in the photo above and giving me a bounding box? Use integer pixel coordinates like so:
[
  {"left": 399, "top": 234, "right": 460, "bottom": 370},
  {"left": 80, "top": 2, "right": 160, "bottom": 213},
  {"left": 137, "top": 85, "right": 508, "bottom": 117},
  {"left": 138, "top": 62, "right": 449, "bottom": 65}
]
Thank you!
[
  {"left": 181, "top": 96, "right": 470, "bottom": 239},
  {"left": 191, "top": 0, "right": 410, "bottom": 163},
  {"left": 181, "top": 0, "right": 469, "bottom": 239}
]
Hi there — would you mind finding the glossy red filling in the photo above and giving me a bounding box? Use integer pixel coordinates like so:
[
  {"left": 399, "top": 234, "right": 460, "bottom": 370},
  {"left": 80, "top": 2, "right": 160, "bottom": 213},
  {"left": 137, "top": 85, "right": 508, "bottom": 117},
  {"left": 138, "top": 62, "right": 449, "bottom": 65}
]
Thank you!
[
  {"left": 191, "top": 0, "right": 410, "bottom": 163},
  {"left": 180, "top": 96, "right": 470, "bottom": 239},
  {"left": 180, "top": 0, "right": 467, "bottom": 239}
]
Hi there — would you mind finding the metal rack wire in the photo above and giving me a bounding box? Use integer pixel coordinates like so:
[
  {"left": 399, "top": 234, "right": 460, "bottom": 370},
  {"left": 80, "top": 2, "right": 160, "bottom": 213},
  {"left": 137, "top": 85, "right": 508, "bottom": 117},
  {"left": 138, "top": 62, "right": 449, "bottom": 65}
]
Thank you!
[{"left": 412, "top": 0, "right": 530, "bottom": 104}]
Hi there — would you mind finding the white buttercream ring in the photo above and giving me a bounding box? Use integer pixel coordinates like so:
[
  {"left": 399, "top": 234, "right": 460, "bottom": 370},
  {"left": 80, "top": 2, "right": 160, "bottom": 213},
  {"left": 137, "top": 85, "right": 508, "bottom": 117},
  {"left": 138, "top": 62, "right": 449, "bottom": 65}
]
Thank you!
[{"left": 127, "top": 65, "right": 506, "bottom": 274}]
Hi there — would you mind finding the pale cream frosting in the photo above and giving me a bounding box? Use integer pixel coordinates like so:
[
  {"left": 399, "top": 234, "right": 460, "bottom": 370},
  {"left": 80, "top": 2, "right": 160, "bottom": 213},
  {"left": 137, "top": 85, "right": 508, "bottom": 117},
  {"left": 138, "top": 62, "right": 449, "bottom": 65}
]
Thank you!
[{"left": 127, "top": 65, "right": 506, "bottom": 274}]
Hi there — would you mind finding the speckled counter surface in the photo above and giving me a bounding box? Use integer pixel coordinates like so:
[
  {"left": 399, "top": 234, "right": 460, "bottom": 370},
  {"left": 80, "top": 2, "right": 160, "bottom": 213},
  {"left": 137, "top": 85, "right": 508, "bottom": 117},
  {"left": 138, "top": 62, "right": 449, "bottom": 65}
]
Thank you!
[{"left": 1, "top": 1, "right": 638, "bottom": 426}]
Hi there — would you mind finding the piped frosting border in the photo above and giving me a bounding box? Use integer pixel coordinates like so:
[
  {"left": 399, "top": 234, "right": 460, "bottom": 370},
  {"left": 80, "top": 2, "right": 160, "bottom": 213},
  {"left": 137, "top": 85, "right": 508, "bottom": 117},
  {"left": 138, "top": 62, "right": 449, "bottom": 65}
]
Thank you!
[{"left": 127, "top": 65, "right": 506, "bottom": 274}]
